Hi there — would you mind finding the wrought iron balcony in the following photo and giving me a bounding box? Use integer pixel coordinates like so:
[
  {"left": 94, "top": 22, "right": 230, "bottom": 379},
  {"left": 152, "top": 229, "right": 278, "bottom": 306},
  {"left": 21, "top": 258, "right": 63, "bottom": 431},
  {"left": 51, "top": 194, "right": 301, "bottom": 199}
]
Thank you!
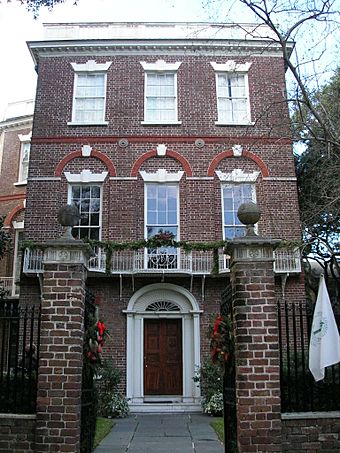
[{"left": 23, "top": 246, "right": 301, "bottom": 276}]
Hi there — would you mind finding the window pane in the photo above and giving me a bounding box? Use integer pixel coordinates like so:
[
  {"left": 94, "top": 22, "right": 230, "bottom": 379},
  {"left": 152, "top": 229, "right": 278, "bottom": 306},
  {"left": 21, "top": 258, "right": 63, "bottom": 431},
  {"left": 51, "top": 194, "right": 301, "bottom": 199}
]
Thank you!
[
  {"left": 72, "top": 186, "right": 80, "bottom": 199},
  {"left": 90, "top": 199, "right": 100, "bottom": 213},
  {"left": 71, "top": 184, "right": 101, "bottom": 240},
  {"left": 90, "top": 213, "right": 100, "bottom": 226},
  {"left": 223, "top": 184, "right": 255, "bottom": 240},
  {"left": 80, "top": 213, "right": 89, "bottom": 226},
  {"left": 147, "top": 212, "right": 157, "bottom": 224}
]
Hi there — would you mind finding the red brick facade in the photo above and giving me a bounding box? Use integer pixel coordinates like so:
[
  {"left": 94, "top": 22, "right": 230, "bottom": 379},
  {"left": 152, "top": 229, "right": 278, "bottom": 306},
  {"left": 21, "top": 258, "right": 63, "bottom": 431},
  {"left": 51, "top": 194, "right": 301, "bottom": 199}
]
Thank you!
[
  {"left": 0, "top": 103, "right": 33, "bottom": 289},
  {"left": 21, "top": 22, "right": 306, "bottom": 421}
]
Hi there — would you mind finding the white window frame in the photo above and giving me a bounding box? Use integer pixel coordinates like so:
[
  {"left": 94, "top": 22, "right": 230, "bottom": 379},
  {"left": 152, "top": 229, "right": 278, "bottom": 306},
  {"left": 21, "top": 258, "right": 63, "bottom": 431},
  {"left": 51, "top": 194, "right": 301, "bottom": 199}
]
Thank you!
[
  {"left": 67, "top": 183, "right": 103, "bottom": 241},
  {"left": 140, "top": 60, "right": 182, "bottom": 125},
  {"left": 211, "top": 61, "right": 252, "bottom": 126},
  {"left": 15, "top": 132, "right": 31, "bottom": 186},
  {"left": 144, "top": 183, "right": 180, "bottom": 241},
  {"left": 68, "top": 60, "right": 111, "bottom": 126},
  {"left": 221, "top": 183, "right": 256, "bottom": 240}
]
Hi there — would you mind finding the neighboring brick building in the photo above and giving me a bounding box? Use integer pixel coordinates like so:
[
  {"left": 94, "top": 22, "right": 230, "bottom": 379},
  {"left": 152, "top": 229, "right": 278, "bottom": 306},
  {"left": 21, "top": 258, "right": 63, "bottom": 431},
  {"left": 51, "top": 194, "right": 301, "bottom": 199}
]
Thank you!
[
  {"left": 22, "top": 22, "right": 305, "bottom": 412},
  {"left": 0, "top": 100, "right": 33, "bottom": 298}
]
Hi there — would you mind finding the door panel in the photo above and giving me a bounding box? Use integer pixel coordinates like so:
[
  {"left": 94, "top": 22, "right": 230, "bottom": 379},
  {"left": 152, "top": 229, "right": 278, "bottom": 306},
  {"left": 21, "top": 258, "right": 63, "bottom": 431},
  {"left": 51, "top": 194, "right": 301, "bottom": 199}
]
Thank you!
[{"left": 144, "top": 319, "right": 182, "bottom": 395}]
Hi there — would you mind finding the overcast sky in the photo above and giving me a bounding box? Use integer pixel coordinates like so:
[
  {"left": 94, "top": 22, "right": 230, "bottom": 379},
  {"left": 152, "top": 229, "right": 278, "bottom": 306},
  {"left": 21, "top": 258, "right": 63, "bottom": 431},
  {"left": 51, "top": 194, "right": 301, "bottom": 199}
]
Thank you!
[
  {"left": 0, "top": 0, "right": 338, "bottom": 120},
  {"left": 0, "top": 0, "right": 223, "bottom": 119}
]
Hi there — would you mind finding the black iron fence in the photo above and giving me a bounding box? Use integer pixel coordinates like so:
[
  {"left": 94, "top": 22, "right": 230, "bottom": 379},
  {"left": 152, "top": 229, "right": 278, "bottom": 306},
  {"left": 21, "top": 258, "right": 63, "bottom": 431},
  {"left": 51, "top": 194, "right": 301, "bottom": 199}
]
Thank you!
[
  {"left": 0, "top": 301, "right": 41, "bottom": 414},
  {"left": 278, "top": 299, "right": 340, "bottom": 412}
]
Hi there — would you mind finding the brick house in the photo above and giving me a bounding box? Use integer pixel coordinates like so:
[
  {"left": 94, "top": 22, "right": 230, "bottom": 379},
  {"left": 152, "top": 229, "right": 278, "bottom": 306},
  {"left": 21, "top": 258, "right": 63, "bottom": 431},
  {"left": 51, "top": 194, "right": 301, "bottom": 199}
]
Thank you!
[
  {"left": 0, "top": 100, "right": 33, "bottom": 298},
  {"left": 22, "top": 22, "right": 305, "bottom": 413}
]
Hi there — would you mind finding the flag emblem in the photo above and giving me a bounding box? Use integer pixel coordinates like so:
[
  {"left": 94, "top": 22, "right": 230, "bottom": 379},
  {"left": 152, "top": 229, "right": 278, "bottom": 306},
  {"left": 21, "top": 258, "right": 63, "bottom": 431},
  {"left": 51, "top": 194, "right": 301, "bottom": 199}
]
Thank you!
[{"left": 311, "top": 313, "right": 328, "bottom": 345}]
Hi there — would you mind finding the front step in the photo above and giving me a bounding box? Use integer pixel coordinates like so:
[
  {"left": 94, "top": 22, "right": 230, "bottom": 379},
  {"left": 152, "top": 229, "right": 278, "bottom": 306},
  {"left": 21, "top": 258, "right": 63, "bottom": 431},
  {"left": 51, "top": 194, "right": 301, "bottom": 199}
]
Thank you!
[{"left": 129, "top": 402, "right": 202, "bottom": 413}]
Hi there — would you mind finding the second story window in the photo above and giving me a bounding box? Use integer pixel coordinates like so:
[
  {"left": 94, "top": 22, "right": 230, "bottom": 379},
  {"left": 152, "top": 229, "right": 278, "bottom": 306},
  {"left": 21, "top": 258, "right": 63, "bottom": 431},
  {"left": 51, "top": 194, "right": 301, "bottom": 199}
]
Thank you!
[
  {"left": 141, "top": 60, "right": 182, "bottom": 125},
  {"left": 69, "top": 185, "right": 101, "bottom": 240},
  {"left": 16, "top": 132, "right": 31, "bottom": 185},
  {"left": 19, "top": 142, "right": 30, "bottom": 183},
  {"left": 211, "top": 61, "right": 252, "bottom": 126},
  {"left": 69, "top": 60, "right": 111, "bottom": 126},
  {"left": 222, "top": 183, "right": 255, "bottom": 239}
]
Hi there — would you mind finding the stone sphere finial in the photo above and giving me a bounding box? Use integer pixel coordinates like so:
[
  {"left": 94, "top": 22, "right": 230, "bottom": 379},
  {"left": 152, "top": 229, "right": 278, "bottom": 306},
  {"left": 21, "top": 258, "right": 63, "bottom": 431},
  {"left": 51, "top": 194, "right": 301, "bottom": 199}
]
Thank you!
[
  {"left": 237, "top": 202, "right": 261, "bottom": 236},
  {"left": 57, "top": 204, "right": 80, "bottom": 240}
]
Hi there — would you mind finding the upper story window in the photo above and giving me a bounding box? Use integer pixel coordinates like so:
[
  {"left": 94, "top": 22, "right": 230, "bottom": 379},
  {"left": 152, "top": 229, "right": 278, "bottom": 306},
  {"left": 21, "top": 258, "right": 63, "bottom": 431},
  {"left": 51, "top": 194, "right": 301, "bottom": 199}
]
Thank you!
[
  {"left": 140, "top": 60, "right": 182, "bottom": 125},
  {"left": 15, "top": 132, "right": 31, "bottom": 185},
  {"left": 66, "top": 169, "right": 108, "bottom": 240},
  {"left": 211, "top": 61, "right": 252, "bottom": 126},
  {"left": 68, "top": 60, "right": 111, "bottom": 126}
]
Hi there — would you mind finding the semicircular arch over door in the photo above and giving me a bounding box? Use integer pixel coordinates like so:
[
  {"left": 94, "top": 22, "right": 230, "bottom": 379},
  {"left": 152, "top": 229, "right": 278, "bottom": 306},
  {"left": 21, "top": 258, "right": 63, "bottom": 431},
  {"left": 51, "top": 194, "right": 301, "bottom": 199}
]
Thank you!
[{"left": 124, "top": 283, "right": 202, "bottom": 412}]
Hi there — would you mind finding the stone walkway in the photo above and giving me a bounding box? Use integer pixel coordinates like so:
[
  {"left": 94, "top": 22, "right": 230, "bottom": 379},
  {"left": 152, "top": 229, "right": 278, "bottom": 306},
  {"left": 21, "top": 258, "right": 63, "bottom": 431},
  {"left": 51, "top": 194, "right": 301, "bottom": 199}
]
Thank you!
[{"left": 94, "top": 413, "right": 224, "bottom": 453}]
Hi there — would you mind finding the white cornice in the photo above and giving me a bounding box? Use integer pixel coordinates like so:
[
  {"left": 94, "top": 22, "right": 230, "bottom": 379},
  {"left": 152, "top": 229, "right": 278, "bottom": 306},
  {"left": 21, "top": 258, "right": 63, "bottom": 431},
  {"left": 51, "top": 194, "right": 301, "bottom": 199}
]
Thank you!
[
  {"left": 28, "top": 40, "right": 288, "bottom": 66},
  {"left": 0, "top": 115, "right": 33, "bottom": 132}
]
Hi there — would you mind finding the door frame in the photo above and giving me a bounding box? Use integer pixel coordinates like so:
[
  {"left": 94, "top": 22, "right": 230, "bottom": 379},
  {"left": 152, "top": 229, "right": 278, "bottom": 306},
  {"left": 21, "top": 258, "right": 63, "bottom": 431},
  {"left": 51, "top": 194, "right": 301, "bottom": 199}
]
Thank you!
[{"left": 124, "top": 283, "right": 202, "bottom": 409}]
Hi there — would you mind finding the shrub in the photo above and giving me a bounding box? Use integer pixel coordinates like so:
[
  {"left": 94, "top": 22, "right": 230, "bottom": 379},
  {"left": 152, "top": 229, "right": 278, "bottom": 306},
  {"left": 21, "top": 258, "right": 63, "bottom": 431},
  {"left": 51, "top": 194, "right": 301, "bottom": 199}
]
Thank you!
[
  {"left": 95, "top": 361, "right": 130, "bottom": 418},
  {"left": 193, "top": 361, "right": 224, "bottom": 416}
]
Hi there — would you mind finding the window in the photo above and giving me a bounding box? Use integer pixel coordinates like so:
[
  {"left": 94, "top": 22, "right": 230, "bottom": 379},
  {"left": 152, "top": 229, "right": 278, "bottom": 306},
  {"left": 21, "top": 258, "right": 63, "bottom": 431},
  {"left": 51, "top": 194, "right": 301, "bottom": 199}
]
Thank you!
[
  {"left": 18, "top": 142, "right": 30, "bottom": 183},
  {"left": 145, "top": 184, "right": 179, "bottom": 268},
  {"left": 222, "top": 184, "right": 255, "bottom": 239},
  {"left": 211, "top": 61, "right": 252, "bottom": 125},
  {"left": 69, "top": 185, "right": 101, "bottom": 240},
  {"left": 69, "top": 60, "right": 111, "bottom": 125},
  {"left": 141, "top": 60, "right": 181, "bottom": 124},
  {"left": 16, "top": 132, "right": 31, "bottom": 185},
  {"left": 217, "top": 74, "right": 249, "bottom": 124},
  {"left": 73, "top": 73, "right": 106, "bottom": 123}
]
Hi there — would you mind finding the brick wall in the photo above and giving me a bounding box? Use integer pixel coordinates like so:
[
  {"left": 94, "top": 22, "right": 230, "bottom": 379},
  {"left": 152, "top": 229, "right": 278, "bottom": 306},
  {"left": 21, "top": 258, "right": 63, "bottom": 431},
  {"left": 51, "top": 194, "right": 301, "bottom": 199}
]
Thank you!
[
  {"left": 0, "top": 414, "right": 36, "bottom": 452},
  {"left": 282, "top": 413, "right": 340, "bottom": 452}
]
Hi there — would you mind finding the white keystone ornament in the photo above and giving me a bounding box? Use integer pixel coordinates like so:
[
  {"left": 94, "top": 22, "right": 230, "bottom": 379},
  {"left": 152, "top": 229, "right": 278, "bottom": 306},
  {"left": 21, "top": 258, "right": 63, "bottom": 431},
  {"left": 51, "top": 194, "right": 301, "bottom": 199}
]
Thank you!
[{"left": 157, "top": 144, "right": 167, "bottom": 156}]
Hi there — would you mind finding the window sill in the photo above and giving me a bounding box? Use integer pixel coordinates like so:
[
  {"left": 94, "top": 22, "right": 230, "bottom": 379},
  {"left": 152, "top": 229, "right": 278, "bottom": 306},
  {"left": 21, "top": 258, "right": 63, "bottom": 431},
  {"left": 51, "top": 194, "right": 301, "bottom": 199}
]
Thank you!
[
  {"left": 14, "top": 181, "right": 27, "bottom": 186},
  {"left": 215, "top": 121, "right": 255, "bottom": 126},
  {"left": 141, "top": 121, "right": 182, "bottom": 126},
  {"left": 67, "top": 121, "right": 109, "bottom": 126}
]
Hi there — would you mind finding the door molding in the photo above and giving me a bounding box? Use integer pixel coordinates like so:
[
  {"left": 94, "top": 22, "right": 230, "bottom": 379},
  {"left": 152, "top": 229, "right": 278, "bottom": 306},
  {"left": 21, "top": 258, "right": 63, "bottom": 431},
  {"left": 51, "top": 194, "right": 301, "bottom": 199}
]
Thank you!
[{"left": 124, "top": 283, "right": 202, "bottom": 410}]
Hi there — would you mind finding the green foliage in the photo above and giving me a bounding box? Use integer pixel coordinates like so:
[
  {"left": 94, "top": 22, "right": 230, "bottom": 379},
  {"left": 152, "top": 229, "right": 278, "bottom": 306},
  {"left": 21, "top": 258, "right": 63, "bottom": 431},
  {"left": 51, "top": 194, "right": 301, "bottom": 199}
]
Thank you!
[
  {"left": 83, "top": 316, "right": 109, "bottom": 375},
  {"left": 193, "top": 361, "right": 224, "bottom": 415},
  {"left": 95, "top": 361, "right": 130, "bottom": 418},
  {"left": 294, "top": 67, "right": 340, "bottom": 291}
]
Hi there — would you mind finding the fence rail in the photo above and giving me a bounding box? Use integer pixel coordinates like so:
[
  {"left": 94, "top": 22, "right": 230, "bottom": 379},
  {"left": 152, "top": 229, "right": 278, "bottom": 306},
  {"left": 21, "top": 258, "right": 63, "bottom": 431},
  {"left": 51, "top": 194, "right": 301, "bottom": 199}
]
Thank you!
[
  {"left": 278, "top": 299, "right": 340, "bottom": 412},
  {"left": 0, "top": 302, "right": 41, "bottom": 414}
]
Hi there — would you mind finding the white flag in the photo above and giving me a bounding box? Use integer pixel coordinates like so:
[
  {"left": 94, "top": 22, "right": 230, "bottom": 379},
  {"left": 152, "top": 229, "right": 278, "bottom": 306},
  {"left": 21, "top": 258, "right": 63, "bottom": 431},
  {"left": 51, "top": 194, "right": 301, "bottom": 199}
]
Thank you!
[{"left": 309, "top": 274, "right": 340, "bottom": 381}]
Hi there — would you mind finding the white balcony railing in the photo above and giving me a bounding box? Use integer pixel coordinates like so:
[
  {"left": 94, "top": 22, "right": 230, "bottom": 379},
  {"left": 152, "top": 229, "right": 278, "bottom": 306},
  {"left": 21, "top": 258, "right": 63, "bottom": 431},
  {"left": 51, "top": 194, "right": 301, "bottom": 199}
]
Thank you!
[
  {"left": 24, "top": 247, "right": 301, "bottom": 276},
  {"left": 0, "top": 277, "right": 19, "bottom": 297},
  {"left": 23, "top": 248, "right": 44, "bottom": 274},
  {"left": 273, "top": 248, "right": 301, "bottom": 274}
]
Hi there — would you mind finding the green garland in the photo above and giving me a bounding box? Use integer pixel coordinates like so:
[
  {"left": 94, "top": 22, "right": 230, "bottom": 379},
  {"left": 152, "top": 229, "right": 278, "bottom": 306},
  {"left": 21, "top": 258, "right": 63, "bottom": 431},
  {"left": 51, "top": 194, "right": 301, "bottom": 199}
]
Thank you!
[
  {"left": 86, "top": 238, "right": 228, "bottom": 276},
  {"left": 21, "top": 237, "right": 302, "bottom": 277}
]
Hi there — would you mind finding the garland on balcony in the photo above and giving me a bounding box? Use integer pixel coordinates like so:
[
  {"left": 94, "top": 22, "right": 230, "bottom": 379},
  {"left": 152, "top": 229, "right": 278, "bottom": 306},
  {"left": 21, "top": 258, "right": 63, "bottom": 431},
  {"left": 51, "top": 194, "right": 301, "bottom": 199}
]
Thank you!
[
  {"left": 85, "top": 237, "right": 228, "bottom": 276},
  {"left": 21, "top": 236, "right": 301, "bottom": 277}
]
